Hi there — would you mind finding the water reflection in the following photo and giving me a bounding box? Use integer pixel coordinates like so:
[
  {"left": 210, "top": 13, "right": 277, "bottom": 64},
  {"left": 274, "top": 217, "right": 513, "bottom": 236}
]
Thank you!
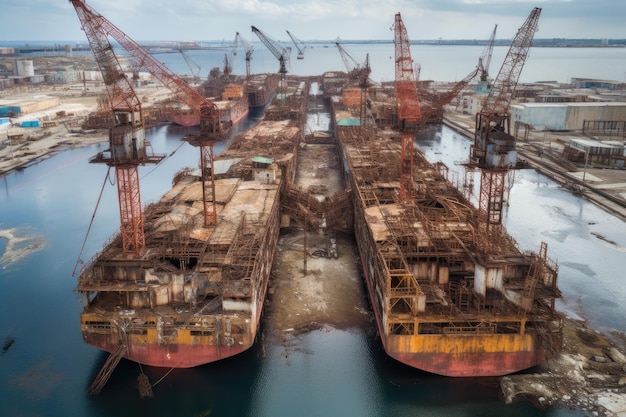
[{"left": 416, "top": 125, "right": 626, "bottom": 334}]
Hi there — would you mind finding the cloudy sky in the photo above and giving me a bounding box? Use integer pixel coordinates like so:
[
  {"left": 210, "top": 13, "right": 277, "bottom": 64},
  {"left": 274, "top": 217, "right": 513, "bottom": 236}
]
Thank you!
[{"left": 1, "top": 0, "right": 624, "bottom": 42}]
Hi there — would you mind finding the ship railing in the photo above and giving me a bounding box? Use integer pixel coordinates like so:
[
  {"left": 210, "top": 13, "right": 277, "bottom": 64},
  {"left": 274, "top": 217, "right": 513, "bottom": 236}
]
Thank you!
[
  {"left": 443, "top": 323, "right": 496, "bottom": 335},
  {"left": 77, "top": 230, "right": 120, "bottom": 276}
]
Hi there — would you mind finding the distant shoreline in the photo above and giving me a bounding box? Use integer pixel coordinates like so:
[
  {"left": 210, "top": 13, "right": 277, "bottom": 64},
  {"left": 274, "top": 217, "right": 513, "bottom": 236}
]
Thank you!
[{"left": 2, "top": 38, "right": 626, "bottom": 53}]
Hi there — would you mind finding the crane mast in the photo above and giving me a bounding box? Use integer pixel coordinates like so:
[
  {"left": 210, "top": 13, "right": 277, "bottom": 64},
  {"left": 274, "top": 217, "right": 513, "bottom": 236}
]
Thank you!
[
  {"left": 71, "top": 0, "right": 223, "bottom": 227},
  {"left": 235, "top": 32, "right": 254, "bottom": 78},
  {"left": 70, "top": 0, "right": 164, "bottom": 255},
  {"left": 393, "top": 12, "right": 421, "bottom": 203},
  {"left": 472, "top": 7, "right": 541, "bottom": 239},
  {"left": 286, "top": 30, "right": 306, "bottom": 59},
  {"left": 251, "top": 26, "right": 291, "bottom": 100}
]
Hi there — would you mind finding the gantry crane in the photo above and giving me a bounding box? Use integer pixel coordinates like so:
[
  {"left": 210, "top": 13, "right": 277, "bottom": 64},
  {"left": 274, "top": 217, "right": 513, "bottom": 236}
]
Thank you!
[
  {"left": 286, "top": 30, "right": 306, "bottom": 59},
  {"left": 69, "top": 0, "right": 165, "bottom": 255},
  {"left": 393, "top": 12, "right": 421, "bottom": 203},
  {"left": 251, "top": 26, "right": 291, "bottom": 99},
  {"left": 71, "top": 0, "right": 224, "bottom": 227},
  {"left": 472, "top": 7, "right": 541, "bottom": 239},
  {"left": 234, "top": 31, "right": 254, "bottom": 78}
]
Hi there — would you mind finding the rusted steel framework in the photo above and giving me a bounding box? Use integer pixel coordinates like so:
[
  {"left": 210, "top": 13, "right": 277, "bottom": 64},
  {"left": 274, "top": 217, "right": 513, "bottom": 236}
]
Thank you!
[
  {"left": 333, "top": 113, "right": 561, "bottom": 376},
  {"left": 393, "top": 13, "right": 421, "bottom": 125},
  {"left": 71, "top": 1, "right": 221, "bottom": 134},
  {"left": 473, "top": 7, "right": 541, "bottom": 235},
  {"left": 481, "top": 8, "right": 541, "bottom": 116},
  {"left": 394, "top": 12, "right": 421, "bottom": 203},
  {"left": 70, "top": 0, "right": 226, "bottom": 229},
  {"left": 71, "top": 0, "right": 164, "bottom": 255}
]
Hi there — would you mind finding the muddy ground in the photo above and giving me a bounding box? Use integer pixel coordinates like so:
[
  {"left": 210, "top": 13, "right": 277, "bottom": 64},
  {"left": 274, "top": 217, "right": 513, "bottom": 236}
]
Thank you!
[{"left": 263, "top": 139, "right": 374, "bottom": 346}]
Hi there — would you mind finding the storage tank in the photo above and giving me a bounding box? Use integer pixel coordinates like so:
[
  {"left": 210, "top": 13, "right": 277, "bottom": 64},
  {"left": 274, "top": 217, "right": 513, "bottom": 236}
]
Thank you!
[{"left": 16, "top": 60, "right": 34, "bottom": 77}]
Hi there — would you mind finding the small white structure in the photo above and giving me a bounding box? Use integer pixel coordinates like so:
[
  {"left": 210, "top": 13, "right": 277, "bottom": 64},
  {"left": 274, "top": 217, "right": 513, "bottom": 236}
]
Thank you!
[{"left": 15, "top": 60, "right": 34, "bottom": 77}]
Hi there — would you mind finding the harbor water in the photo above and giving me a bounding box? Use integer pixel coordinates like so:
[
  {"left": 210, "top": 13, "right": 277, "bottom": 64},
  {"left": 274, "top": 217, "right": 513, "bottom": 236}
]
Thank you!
[{"left": 2, "top": 42, "right": 626, "bottom": 416}]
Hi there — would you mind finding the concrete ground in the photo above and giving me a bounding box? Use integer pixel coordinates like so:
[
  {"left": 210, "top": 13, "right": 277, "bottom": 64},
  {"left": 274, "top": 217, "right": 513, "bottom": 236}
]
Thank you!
[{"left": 443, "top": 106, "right": 626, "bottom": 222}]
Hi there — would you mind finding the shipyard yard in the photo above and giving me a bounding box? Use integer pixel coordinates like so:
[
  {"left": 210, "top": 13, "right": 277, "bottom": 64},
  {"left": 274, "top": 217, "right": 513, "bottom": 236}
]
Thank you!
[
  {"left": 2, "top": 4, "right": 626, "bottom": 417},
  {"left": 1, "top": 55, "right": 626, "bottom": 415}
]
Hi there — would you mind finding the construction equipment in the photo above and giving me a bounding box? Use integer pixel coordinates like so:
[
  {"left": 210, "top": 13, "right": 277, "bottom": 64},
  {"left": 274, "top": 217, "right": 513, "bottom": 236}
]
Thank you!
[
  {"left": 421, "top": 65, "right": 480, "bottom": 123},
  {"left": 251, "top": 26, "right": 290, "bottom": 75},
  {"left": 393, "top": 12, "right": 421, "bottom": 203},
  {"left": 70, "top": 0, "right": 223, "bottom": 228},
  {"left": 178, "top": 47, "right": 201, "bottom": 82},
  {"left": 286, "top": 30, "right": 306, "bottom": 59},
  {"left": 335, "top": 38, "right": 368, "bottom": 81},
  {"left": 251, "top": 26, "right": 291, "bottom": 99},
  {"left": 472, "top": 7, "right": 541, "bottom": 240},
  {"left": 234, "top": 31, "right": 254, "bottom": 78},
  {"left": 69, "top": 0, "right": 165, "bottom": 255},
  {"left": 335, "top": 38, "right": 372, "bottom": 126},
  {"left": 479, "top": 24, "right": 498, "bottom": 82}
]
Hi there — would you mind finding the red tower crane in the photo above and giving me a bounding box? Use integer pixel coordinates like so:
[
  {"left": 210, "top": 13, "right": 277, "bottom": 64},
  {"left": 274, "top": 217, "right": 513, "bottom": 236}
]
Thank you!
[
  {"left": 472, "top": 7, "right": 541, "bottom": 237},
  {"left": 70, "top": 0, "right": 224, "bottom": 227},
  {"left": 70, "top": 0, "right": 165, "bottom": 255},
  {"left": 393, "top": 12, "right": 422, "bottom": 203}
]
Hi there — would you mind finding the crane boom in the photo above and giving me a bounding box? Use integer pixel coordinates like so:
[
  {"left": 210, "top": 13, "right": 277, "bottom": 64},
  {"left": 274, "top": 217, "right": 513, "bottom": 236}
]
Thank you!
[
  {"left": 286, "top": 30, "right": 306, "bottom": 59},
  {"left": 394, "top": 12, "right": 421, "bottom": 203},
  {"left": 70, "top": 0, "right": 164, "bottom": 255},
  {"left": 251, "top": 26, "right": 290, "bottom": 74},
  {"left": 179, "top": 47, "right": 201, "bottom": 81},
  {"left": 479, "top": 24, "right": 497, "bottom": 82},
  {"left": 335, "top": 38, "right": 362, "bottom": 78},
  {"left": 394, "top": 12, "right": 421, "bottom": 125},
  {"left": 234, "top": 31, "right": 254, "bottom": 78},
  {"left": 71, "top": 0, "right": 221, "bottom": 136},
  {"left": 482, "top": 10, "right": 540, "bottom": 115}
]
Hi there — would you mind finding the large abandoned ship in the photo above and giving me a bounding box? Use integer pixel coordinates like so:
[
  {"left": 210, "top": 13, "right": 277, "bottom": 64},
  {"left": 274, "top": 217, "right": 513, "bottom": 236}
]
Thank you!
[
  {"left": 75, "top": 111, "right": 302, "bottom": 368},
  {"left": 332, "top": 113, "right": 563, "bottom": 376}
]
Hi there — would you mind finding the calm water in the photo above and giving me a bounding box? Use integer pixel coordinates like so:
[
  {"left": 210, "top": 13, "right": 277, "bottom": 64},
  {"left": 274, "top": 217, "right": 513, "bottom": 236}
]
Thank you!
[
  {"left": 151, "top": 41, "right": 626, "bottom": 84},
  {"left": 2, "top": 44, "right": 622, "bottom": 416}
]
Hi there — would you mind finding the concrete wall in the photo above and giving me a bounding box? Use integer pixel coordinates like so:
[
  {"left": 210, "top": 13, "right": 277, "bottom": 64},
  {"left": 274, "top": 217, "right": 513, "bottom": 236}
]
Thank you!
[
  {"left": 511, "top": 104, "right": 568, "bottom": 130},
  {"left": 511, "top": 102, "right": 626, "bottom": 131}
]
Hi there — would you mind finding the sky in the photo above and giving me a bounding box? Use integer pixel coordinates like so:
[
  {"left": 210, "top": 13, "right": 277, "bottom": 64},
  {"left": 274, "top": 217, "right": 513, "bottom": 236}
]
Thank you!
[{"left": 1, "top": 0, "right": 625, "bottom": 43}]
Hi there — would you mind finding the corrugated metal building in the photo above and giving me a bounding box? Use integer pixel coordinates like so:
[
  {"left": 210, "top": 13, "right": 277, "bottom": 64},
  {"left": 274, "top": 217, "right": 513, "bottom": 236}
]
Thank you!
[{"left": 511, "top": 102, "right": 626, "bottom": 131}]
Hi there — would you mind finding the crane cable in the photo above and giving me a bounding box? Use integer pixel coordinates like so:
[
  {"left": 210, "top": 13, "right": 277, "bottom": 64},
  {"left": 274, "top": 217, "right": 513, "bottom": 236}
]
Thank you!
[
  {"left": 72, "top": 166, "right": 111, "bottom": 277},
  {"left": 71, "top": 140, "right": 186, "bottom": 277}
]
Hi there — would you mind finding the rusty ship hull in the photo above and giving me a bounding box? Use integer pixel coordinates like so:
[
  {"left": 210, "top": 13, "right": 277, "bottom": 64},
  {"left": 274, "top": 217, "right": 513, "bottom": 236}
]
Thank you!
[
  {"left": 76, "top": 116, "right": 302, "bottom": 368},
  {"left": 360, "top": 256, "right": 560, "bottom": 377},
  {"left": 334, "top": 107, "right": 562, "bottom": 377}
]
